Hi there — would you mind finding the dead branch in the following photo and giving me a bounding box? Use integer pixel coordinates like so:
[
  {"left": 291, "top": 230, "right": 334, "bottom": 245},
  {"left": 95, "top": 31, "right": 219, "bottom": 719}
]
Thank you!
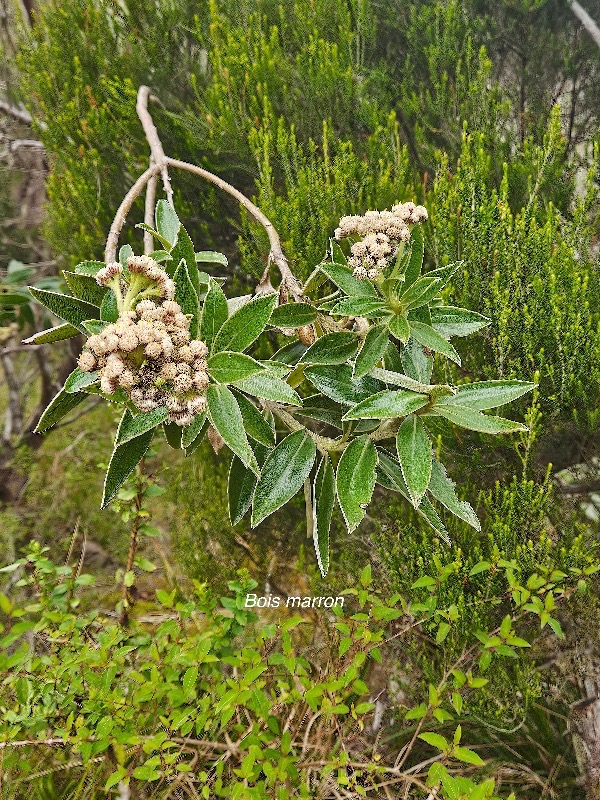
[
  {"left": 0, "top": 97, "right": 33, "bottom": 125},
  {"left": 105, "top": 85, "right": 303, "bottom": 300},
  {"left": 570, "top": 2, "right": 600, "bottom": 49}
]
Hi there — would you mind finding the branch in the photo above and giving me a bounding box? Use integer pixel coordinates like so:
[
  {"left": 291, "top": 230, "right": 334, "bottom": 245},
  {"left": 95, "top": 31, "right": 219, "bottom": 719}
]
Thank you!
[
  {"left": 570, "top": 2, "right": 600, "bottom": 49},
  {"left": 105, "top": 86, "right": 303, "bottom": 300},
  {"left": 0, "top": 97, "right": 33, "bottom": 125}
]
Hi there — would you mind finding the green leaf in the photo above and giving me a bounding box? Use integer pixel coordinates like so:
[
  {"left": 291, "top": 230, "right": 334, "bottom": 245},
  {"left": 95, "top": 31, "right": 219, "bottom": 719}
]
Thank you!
[
  {"left": 452, "top": 747, "right": 485, "bottom": 766},
  {"left": 336, "top": 436, "right": 378, "bottom": 533},
  {"left": 304, "top": 364, "right": 383, "bottom": 405},
  {"left": 437, "top": 380, "right": 536, "bottom": 411},
  {"left": 213, "top": 293, "right": 277, "bottom": 353},
  {"left": 119, "top": 246, "right": 133, "bottom": 269},
  {"left": 0, "top": 292, "right": 30, "bottom": 306},
  {"left": 428, "top": 459, "right": 480, "bottom": 530},
  {"left": 228, "top": 455, "right": 257, "bottom": 525},
  {"left": 233, "top": 392, "right": 275, "bottom": 446},
  {"left": 252, "top": 430, "right": 316, "bottom": 527},
  {"left": 208, "top": 352, "right": 265, "bottom": 384},
  {"left": 28, "top": 287, "right": 99, "bottom": 333},
  {"left": 430, "top": 306, "right": 490, "bottom": 337},
  {"left": 401, "top": 339, "right": 433, "bottom": 383},
  {"left": 207, "top": 384, "right": 257, "bottom": 473},
  {"left": 353, "top": 324, "right": 389, "bottom": 379},
  {"left": 313, "top": 455, "right": 335, "bottom": 577},
  {"left": 195, "top": 250, "right": 228, "bottom": 266},
  {"left": 173, "top": 259, "right": 199, "bottom": 338},
  {"left": 370, "top": 367, "right": 435, "bottom": 394},
  {"left": 35, "top": 387, "right": 87, "bottom": 433},
  {"left": 170, "top": 226, "right": 199, "bottom": 295},
  {"left": 319, "top": 262, "right": 378, "bottom": 297},
  {"left": 155, "top": 199, "right": 180, "bottom": 248},
  {"left": 409, "top": 321, "right": 461, "bottom": 365},
  {"left": 100, "top": 290, "right": 119, "bottom": 323},
  {"left": 62, "top": 271, "right": 107, "bottom": 306},
  {"left": 273, "top": 340, "right": 308, "bottom": 365},
  {"left": 163, "top": 421, "right": 183, "bottom": 449},
  {"left": 181, "top": 412, "right": 207, "bottom": 451},
  {"left": 82, "top": 319, "right": 107, "bottom": 335},
  {"left": 434, "top": 404, "right": 527, "bottom": 434},
  {"left": 388, "top": 314, "right": 410, "bottom": 343},
  {"left": 400, "top": 276, "right": 441, "bottom": 310},
  {"left": 22, "top": 323, "right": 79, "bottom": 345},
  {"left": 295, "top": 395, "right": 343, "bottom": 428},
  {"left": 403, "top": 225, "right": 424, "bottom": 287},
  {"left": 201, "top": 277, "right": 229, "bottom": 350},
  {"left": 330, "top": 297, "right": 389, "bottom": 317},
  {"left": 376, "top": 450, "right": 451, "bottom": 544},
  {"left": 102, "top": 413, "right": 154, "bottom": 508},
  {"left": 269, "top": 302, "right": 317, "bottom": 328},
  {"left": 300, "top": 331, "right": 358, "bottom": 365},
  {"left": 343, "top": 389, "right": 429, "bottom": 420},
  {"left": 418, "top": 732, "right": 449, "bottom": 752},
  {"left": 74, "top": 260, "right": 106, "bottom": 276},
  {"left": 116, "top": 407, "right": 169, "bottom": 445},
  {"left": 396, "top": 415, "right": 432, "bottom": 506},
  {"left": 64, "top": 367, "right": 98, "bottom": 393},
  {"left": 135, "top": 223, "right": 172, "bottom": 251},
  {"left": 231, "top": 373, "right": 301, "bottom": 406}
]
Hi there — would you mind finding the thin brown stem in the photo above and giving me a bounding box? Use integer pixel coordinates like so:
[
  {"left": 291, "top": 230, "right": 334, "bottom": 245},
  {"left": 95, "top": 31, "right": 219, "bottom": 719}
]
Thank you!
[
  {"left": 104, "top": 164, "right": 162, "bottom": 264},
  {"left": 119, "top": 459, "right": 145, "bottom": 626},
  {"left": 144, "top": 163, "right": 158, "bottom": 255}
]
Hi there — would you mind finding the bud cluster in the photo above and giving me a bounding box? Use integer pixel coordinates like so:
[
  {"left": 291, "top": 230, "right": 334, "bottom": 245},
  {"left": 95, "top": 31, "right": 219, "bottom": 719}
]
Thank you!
[
  {"left": 334, "top": 202, "right": 428, "bottom": 280},
  {"left": 77, "top": 299, "right": 209, "bottom": 426}
]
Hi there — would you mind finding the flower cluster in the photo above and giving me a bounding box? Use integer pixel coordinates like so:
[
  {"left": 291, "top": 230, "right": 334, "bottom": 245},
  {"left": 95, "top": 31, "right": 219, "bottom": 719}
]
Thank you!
[
  {"left": 334, "top": 202, "right": 428, "bottom": 280},
  {"left": 77, "top": 298, "right": 209, "bottom": 426}
]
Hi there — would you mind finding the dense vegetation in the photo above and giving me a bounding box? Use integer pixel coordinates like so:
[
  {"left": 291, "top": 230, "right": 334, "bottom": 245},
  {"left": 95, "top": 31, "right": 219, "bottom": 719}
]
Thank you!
[{"left": 2, "top": 1, "right": 600, "bottom": 798}]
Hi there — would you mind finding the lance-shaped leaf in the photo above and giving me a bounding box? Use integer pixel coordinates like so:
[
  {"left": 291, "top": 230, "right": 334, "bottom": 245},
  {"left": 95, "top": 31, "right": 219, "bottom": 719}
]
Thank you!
[
  {"left": 427, "top": 261, "right": 462, "bottom": 289},
  {"left": 270, "top": 302, "right": 317, "bottom": 328},
  {"left": 376, "top": 450, "right": 450, "bottom": 544},
  {"left": 304, "top": 364, "right": 383, "bottom": 406},
  {"left": 313, "top": 454, "right": 335, "bottom": 577},
  {"left": 434, "top": 403, "right": 527, "bottom": 434},
  {"left": 35, "top": 387, "right": 87, "bottom": 433},
  {"left": 273, "top": 340, "right": 307, "bottom": 365},
  {"left": 428, "top": 459, "right": 480, "bottom": 530},
  {"left": 233, "top": 392, "right": 275, "bottom": 446},
  {"left": 396, "top": 415, "right": 432, "bottom": 506},
  {"left": 229, "top": 455, "right": 257, "bottom": 525},
  {"left": 252, "top": 430, "right": 316, "bottom": 527},
  {"left": 170, "top": 225, "right": 199, "bottom": 294},
  {"left": 401, "top": 339, "right": 433, "bottom": 384},
  {"left": 64, "top": 367, "right": 99, "bottom": 393},
  {"left": 409, "top": 321, "right": 461, "bottom": 365},
  {"left": 429, "top": 306, "right": 490, "bottom": 338},
  {"left": 102, "top": 413, "right": 154, "bottom": 508},
  {"left": 436, "top": 380, "right": 536, "bottom": 411},
  {"left": 28, "top": 288, "right": 99, "bottom": 333},
  {"left": 23, "top": 322, "right": 79, "bottom": 345},
  {"left": 182, "top": 412, "right": 207, "bottom": 450},
  {"left": 400, "top": 277, "right": 441, "bottom": 310},
  {"left": 119, "top": 246, "right": 133, "bottom": 270},
  {"left": 343, "top": 389, "right": 429, "bottom": 420},
  {"left": 155, "top": 199, "right": 180, "bottom": 249},
  {"left": 212, "top": 293, "right": 277, "bottom": 354},
  {"left": 207, "top": 384, "right": 257, "bottom": 473},
  {"left": 201, "top": 277, "right": 228, "bottom": 350},
  {"left": 63, "top": 271, "right": 108, "bottom": 307},
  {"left": 74, "top": 260, "right": 106, "bottom": 276},
  {"left": 82, "top": 320, "right": 107, "bottom": 335},
  {"left": 116, "top": 407, "right": 169, "bottom": 446},
  {"left": 402, "top": 225, "right": 424, "bottom": 287},
  {"left": 319, "top": 262, "right": 378, "bottom": 297},
  {"left": 163, "top": 422, "right": 183, "bottom": 449},
  {"left": 173, "top": 259, "right": 199, "bottom": 339},
  {"left": 208, "top": 352, "right": 265, "bottom": 384},
  {"left": 388, "top": 314, "right": 410, "bottom": 343},
  {"left": 300, "top": 331, "right": 358, "bottom": 365},
  {"left": 100, "top": 290, "right": 119, "bottom": 323},
  {"left": 295, "top": 395, "right": 343, "bottom": 429},
  {"left": 231, "top": 373, "right": 301, "bottom": 406},
  {"left": 195, "top": 250, "right": 228, "bottom": 266},
  {"left": 336, "top": 436, "right": 378, "bottom": 533},
  {"left": 353, "top": 324, "right": 389, "bottom": 379},
  {"left": 370, "top": 367, "right": 435, "bottom": 394},
  {"left": 330, "top": 297, "right": 389, "bottom": 318}
]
